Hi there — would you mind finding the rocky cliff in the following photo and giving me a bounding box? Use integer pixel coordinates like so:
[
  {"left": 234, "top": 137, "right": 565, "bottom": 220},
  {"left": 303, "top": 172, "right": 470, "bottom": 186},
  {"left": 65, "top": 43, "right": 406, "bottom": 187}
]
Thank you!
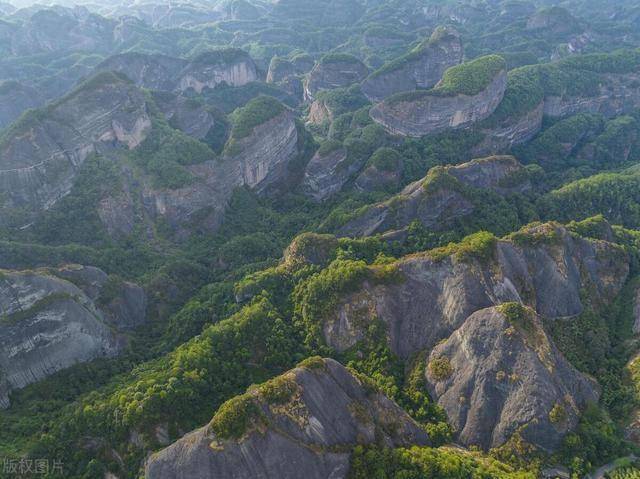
[
  {"left": 267, "top": 54, "right": 314, "bottom": 84},
  {"left": 94, "top": 49, "right": 258, "bottom": 94},
  {"left": 0, "top": 264, "right": 146, "bottom": 408},
  {"left": 361, "top": 27, "right": 463, "bottom": 102},
  {"left": 543, "top": 71, "right": 640, "bottom": 119},
  {"left": 304, "top": 54, "right": 368, "bottom": 101},
  {"left": 324, "top": 223, "right": 628, "bottom": 358},
  {"left": 425, "top": 305, "right": 599, "bottom": 451},
  {"left": 370, "top": 55, "right": 507, "bottom": 137},
  {"left": 301, "top": 145, "right": 351, "bottom": 201},
  {"left": 0, "top": 72, "right": 151, "bottom": 221},
  {"left": 315, "top": 223, "right": 626, "bottom": 449},
  {"left": 145, "top": 358, "right": 429, "bottom": 479},
  {"left": 338, "top": 155, "right": 529, "bottom": 237}
]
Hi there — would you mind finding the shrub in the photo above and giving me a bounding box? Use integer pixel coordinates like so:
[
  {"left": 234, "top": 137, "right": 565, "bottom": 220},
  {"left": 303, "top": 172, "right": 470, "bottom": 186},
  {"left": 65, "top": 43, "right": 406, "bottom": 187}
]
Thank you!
[{"left": 428, "top": 357, "right": 453, "bottom": 381}]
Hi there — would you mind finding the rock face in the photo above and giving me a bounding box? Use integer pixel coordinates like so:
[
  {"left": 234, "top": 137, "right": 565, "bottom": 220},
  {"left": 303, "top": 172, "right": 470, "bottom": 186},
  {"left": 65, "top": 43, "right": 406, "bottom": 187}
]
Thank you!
[
  {"left": 94, "top": 49, "right": 258, "bottom": 93},
  {"left": 0, "top": 264, "right": 146, "bottom": 408},
  {"left": 370, "top": 56, "right": 507, "bottom": 137},
  {"left": 475, "top": 101, "right": 544, "bottom": 155},
  {"left": 143, "top": 107, "right": 300, "bottom": 234},
  {"left": 304, "top": 54, "right": 368, "bottom": 101},
  {"left": 0, "top": 72, "right": 151, "bottom": 220},
  {"left": 361, "top": 27, "right": 463, "bottom": 102},
  {"left": 338, "top": 156, "right": 529, "bottom": 237},
  {"left": 425, "top": 305, "right": 599, "bottom": 451},
  {"left": 543, "top": 72, "right": 640, "bottom": 119},
  {"left": 526, "top": 6, "right": 581, "bottom": 35},
  {"left": 267, "top": 54, "right": 315, "bottom": 84},
  {"left": 301, "top": 146, "right": 352, "bottom": 201},
  {"left": 0, "top": 81, "right": 44, "bottom": 129},
  {"left": 151, "top": 91, "right": 219, "bottom": 141},
  {"left": 145, "top": 358, "right": 429, "bottom": 479},
  {"left": 324, "top": 223, "right": 628, "bottom": 359},
  {"left": 223, "top": 109, "right": 299, "bottom": 193}
]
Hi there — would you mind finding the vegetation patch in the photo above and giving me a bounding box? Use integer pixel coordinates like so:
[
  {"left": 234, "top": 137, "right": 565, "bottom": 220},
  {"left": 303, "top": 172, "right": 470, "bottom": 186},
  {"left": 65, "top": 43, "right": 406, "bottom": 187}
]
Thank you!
[
  {"left": 428, "top": 357, "right": 453, "bottom": 381},
  {"left": 228, "top": 95, "right": 287, "bottom": 140}
]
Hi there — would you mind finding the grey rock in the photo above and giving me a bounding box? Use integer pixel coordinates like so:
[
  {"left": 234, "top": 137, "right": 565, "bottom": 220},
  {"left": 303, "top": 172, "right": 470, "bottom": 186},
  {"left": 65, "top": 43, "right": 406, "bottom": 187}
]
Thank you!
[
  {"left": 304, "top": 55, "right": 368, "bottom": 102},
  {"left": 361, "top": 27, "right": 463, "bottom": 102},
  {"left": 152, "top": 92, "right": 218, "bottom": 141},
  {"left": 324, "top": 223, "right": 628, "bottom": 358},
  {"left": 145, "top": 358, "right": 429, "bottom": 479},
  {"left": 338, "top": 156, "right": 529, "bottom": 237},
  {"left": 0, "top": 264, "right": 146, "bottom": 407},
  {"left": 301, "top": 147, "right": 355, "bottom": 201},
  {"left": 370, "top": 68, "right": 507, "bottom": 137},
  {"left": 425, "top": 306, "right": 599, "bottom": 451},
  {"left": 267, "top": 54, "right": 314, "bottom": 84},
  {"left": 0, "top": 72, "right": 151, "bottom": 222},
  {"left": 543, "top": 72, "right": 640, "bottom": 119},
  {"left": 94, "top": 49, "right": 258, "bottom": 94}
]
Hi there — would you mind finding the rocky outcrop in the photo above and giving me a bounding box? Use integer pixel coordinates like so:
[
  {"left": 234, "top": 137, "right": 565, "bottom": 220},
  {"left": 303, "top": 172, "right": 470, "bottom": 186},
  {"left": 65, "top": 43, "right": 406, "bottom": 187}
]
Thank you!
[
  {"left": 145, "top": 358, "right": 429, "bottom": 479},
  {"left": 543, "top": 72, "right": 640, "bottom": 119},
  {"left": 94, "top": 49, "right": 258, "bottom": 94},
  {"left": 151, "top": 91, "right": 219, "bottom": 141},
  {"left": 474, "top": 101, "right": 544, "bottom": 155},
  {"left": 304, "top": 54, "right": 368, "bottom": 101},
  {"left": 324, "top": 223, "right": 628, "bottom": 358},
  {"left": 526, "top": 6, "right": 581, "bottom": 35},
  {"left": 361, "top": 27, "right": 463, "bottom": 102},
  {"left": 267, "top": 54, "right": 314, "bottom": 84},
  {"left": 0, "top": 72, "right": 151, "bottom": 220},
  {"left": 143, "top": 104, "right": 301, "bottom": 235},
  {"left": 301, "top": 145, "right": 353, "bottom": 201},
  {"left": 338, "top": 156, "right": 530, "bottom": 237},
  {"left": 0, "top": 81, "right": 44, "bottom": 129},
  {"left": 370, "top": 55, "right": 507, "bottom": 137},
  {"left": 0, "top": 264, "right": 146, "bottom": 408},
  {"left": 425, "top": 305, "right": 599, "bottom": 451}
]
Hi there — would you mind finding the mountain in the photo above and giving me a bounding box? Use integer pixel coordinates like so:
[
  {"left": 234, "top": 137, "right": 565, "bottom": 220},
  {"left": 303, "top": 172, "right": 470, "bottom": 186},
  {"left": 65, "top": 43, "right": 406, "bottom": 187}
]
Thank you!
[{"left": 145, "top": 358, "right": 429, "bottom": 479}]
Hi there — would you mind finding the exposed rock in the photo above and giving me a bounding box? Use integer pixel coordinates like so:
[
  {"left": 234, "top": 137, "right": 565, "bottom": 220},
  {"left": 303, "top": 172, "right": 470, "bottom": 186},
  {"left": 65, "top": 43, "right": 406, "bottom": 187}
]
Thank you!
[
  {"left": 324, "top": 223, "right": 628, "bottom": 358},
  {"left": 301, "top": 145, "right": 353, "bottom": 201},
  {"left": 0, "top": 264, "right": 146, "bottom": 407},
  {"left": 304, "top": 54, "right": 368, "bottom": 101},
  {"left": 151, "top": 91, "right": 219, "bottom": 141},
  {"left": 474, "top": 101, "right": 544, "bottom": 155},
  {"left": 267, "top": 54, "right": 314, "bottom": 84},
  {"left": 361, "top": 27, "right": 463, "bottom": 102},
  {"left": 0, "top": 81, "right": 44, "bottom": 129},
  {"left": 145, "top": 358, "right": 429, "bottom": 479},
  {"left": 94, "top": 49, "right": 258, "bottom": 94},
  {"left": 526, "top": 6, "right": 581, "bottom": 35},
  {"left": 0, "top": 72, "right": 151, "bottom": 221},
  {"left": 425, "top": 305, "right": 599, "bottom": 451},
  {"left": 338, "top": 156, "right": 529, "bottom": 237},
  {"left": 370, "top": 55, "right": 507, "bottom": 137},
  {"left": 543, "top": 72, "right": 640, "bottom": 119}
]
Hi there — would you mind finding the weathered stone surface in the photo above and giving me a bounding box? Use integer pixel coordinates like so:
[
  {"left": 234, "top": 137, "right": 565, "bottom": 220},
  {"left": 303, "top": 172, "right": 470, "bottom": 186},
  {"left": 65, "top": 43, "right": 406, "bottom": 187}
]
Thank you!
[
  {"left": 543, "top": 72, "right": 640, "bottom": 119},
  {"left": 301, "top": 146, "right": 353, "bottom": 201},
  {"left": 354, "top": 165, "right": 401, "bottom": 192},
  {"left": 370, "top": 68, "right": 507, "bottom": 137},
  {"left": 425, "top": 306, "right": 599, "bottom": 451},
  {"left": 474, "top": 101, "right": 544, "bottom": 155},
  {"left": 0, "top": 264, "right": 146, "bottom": 408},
  {"left": 145, "top": 358, "right": 429, "bottom": 479},
  {"left": 0, "top": 81, "right": 44, "bottom": 129},
  {"left": 304, "top": 55, "right": 368, "bottom": 101},
  {"left": 152, "top": 91, "right": 218, "bottom": 141},
  {"left": 267, "top": 54, "right": 314, "bottom": 84},
  {"left": 338, "top": 156, "right": 529, "bottom": 237},
  {"left": 0, "top": 72, "right": 151, "bottom": 220},
  {"left": 361, "top": 27, "right": 463, "bottom": 102},
  {"left": 95, "top": 49, "right": 258, "bottom": 93},
  {"left": 324, "top": 223, "right": 628, "bottom": 358}
]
